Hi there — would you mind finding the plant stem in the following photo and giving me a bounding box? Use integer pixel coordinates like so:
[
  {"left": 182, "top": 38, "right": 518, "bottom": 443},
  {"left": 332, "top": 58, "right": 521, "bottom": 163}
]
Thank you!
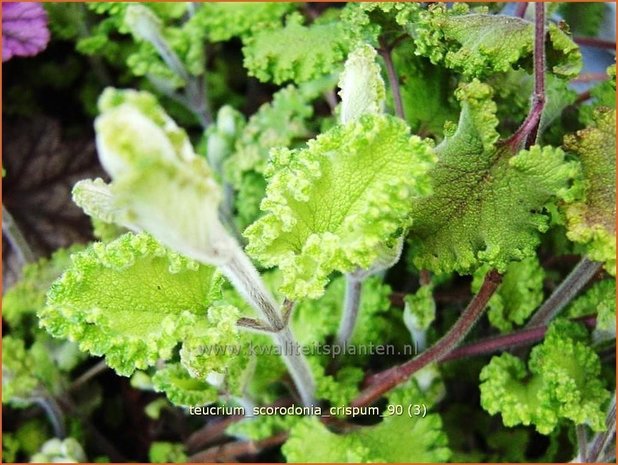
[
  {"left": 526, "top": 257, "right": 602, "bottom": 328},
  {"left": 506, "top": 3, "right": 546, "bottom": 150},
  {"left": 352, "top": 269, "right": 502, "bottom": 407},
  {"left": 188, "top": 432, "right": 288, "bottom": 462},
  {"left": 574, "top": 37, "right": 616, "bottom": 50},
  {"left": 378, "top": 38, "right": 405, "bottom": 120},
  {"left": 220, "top": 244, "right": 316, "bottom": 406},
  {"left": 274, "top": 326, "right": 316, "bottom": 406},
  {"left": 574, "top": 72, "right": 610, "bottom": 84},
  {"left": 514, "top": 2, "right": 528, "bottom": 18},
  {"left": 2, "top": 205, "right": 36, "bottom": 265},
  {"left": 33, "top": 394, "right": 66, "bottom": 439},
  {"left": 588, "top": 394, "right": 616, "bottom": 462},
  {"left": 335, "top": 274, "right": 363, "bottom": 347},
  {"left": 69, "top": 360, "right": 109, "bottom": 392},
  {"left": 143, "top": 17, "right": 212, "bottom": 127},
  {"left": 576, "top": 424, "right": 589, "bottom": 462},
  {"left": 441, "top": 315, "right": 597, "bottom": 363}
]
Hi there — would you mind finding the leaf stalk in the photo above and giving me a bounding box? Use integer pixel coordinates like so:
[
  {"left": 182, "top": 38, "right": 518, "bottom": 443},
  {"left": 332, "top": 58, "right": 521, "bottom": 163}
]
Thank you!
[{"left": 352, "top": 269, "right": 503, "bottom": 407}]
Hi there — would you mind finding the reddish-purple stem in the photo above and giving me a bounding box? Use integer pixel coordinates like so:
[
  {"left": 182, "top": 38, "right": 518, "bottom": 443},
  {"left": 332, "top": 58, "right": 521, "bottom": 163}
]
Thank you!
[
  {"left": 574, "top": 37, "right": 616, "bottom": 50},
  {"left": 378, "top": 38, "right": 405, "bottom": 120},
  {"left": 442, "top": 315, "right": 597, "bottom": 362},
  {"left": 506, "top": 3, "right": 546, "bottom": 150},
  {"left": 351, "top": 270, "right": 503, "bottom": 407},
  {"left": 514, "top": 2, "right": 528, "bottom": 18}
]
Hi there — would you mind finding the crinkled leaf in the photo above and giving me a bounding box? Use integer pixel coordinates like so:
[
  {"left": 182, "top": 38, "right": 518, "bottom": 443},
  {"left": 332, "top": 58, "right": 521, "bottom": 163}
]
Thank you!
[
  {"left": 340, "top": 2, "right": 421, "bottom": 46},
  {"left": 563, "top": 107, "right": 616, "bottom": 275},
  {"left": 180, "top": 304, "right": 249, "bottom": 392},
  {"left": 472, "top": 256, "right": 545, "bottom": 332},
  {"left": 191, "top": 3, "right": 295, "bottom": 42},
  {"left": 242, "top": 13, "right": 353, "bottom": 85},
  {"left": 40, "top": 233, "right": 224, "bottom": 376},
  {"left": 480, "top": 320, "right": 610, "bottom": 434},
  {"left": 3, "top": 246, "right": 82, "bottom": 334},
  {"left": 283, "top": 382, "right": 451, "bottom": 462},
  {"left": 567, "top": 279, "right": 616, "bottom": 336},
  {"left": 2, "top": 336, "right": 62, "bottom": 406},
  {"left": 408, "top": 80, "right": 578, "bottom": 274},
  {"left": 151, "top": 364, "right": 218, "bottom": 408},
  {"left": 412, "top": 3, "right": 582, "bottom": 79},
  {"left": 245, "top": 114, "right": 435, "bottom": 299}
]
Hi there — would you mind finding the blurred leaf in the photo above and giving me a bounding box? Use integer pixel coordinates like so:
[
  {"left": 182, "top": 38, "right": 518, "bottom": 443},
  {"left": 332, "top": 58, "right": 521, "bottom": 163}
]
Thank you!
[{"left": 2, "top": 116, "right": 103, "bottom": 288}]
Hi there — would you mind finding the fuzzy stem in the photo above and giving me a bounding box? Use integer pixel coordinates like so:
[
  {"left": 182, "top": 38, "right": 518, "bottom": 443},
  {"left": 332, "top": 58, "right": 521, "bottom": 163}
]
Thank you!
[
  {"left": 274, "top": 326, "right": 316, "bottom": 406},
  {"left": 378, "top": 38, "right": 405, "bottom": 120},
  {"left": 335, "top": 274, "right": 363, "bottom": 347},
  {"left": 526, "top": 257, "right": 602, "bottom": 328},
  {"left": 2, "top": 205, "right": 36, "bottom": 265},
  {"left": 352, "top": 270, "right": 502, "bottom": 407},
  {"left": 576, "top": 424, "right": 589, "bottom": 462},
  {"left": 506, "top": 3, "right": 546, "bottom": 150},
  {"left": 588, "top": 394, "right": 616, "bottom": 462},
  {"left": 220, "top": 244, "right": 316, "bottom": 406}
]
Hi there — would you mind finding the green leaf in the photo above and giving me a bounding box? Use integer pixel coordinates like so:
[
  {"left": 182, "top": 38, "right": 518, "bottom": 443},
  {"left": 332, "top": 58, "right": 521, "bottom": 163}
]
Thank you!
[
  {"left": 408, "top": 80, "right": 578, "bottom": 274},
  {"left": 480, "top": 320, "right": 610, "bottom": 434},
  {"left": 3, "top": 246, "right": 83, "bottom": 335},
  {"left": 3, "top": 336, "right": 40, "bottom": 405},
  {"left": 563, "top": 107, "right": 616, "bottom": 275},
  {"left": 223, "top": 84, "right": 316, "bottom": 186},
  {"left": 472, "top": 256, "right": 545, "bottom": 332},
  {"left": 148, "top": 442, "right": 187, "bottom": 464},
  {"left": 245, "top": 114, "right": 435, "bottom": 299},
  {"left": 222, "top": 84, "right": 318, "bottom": 229},
  {"left": 180, "top": 303, "right": 251, "bottom": 396},
  {"left": 151, "top": 364, "right": 218, "bottom": 408},
  {"left": 567, "top": 279, "right": 616, "bottom": 336},
  {"left": 2, "top": 336, "right": 62, "bottom": 406},
  {"left": 340, "top": 3, "right": 422, "bottom": 46},
  {"left": 242, "top": 13, "right": 353, "bottom": 84},
  {"left": 394, "top": 52, "right": 459, "bottom": 139},
  {"left": 191, "top": 3, "right": 295, "bottom": 42},
  {"left": 283, "top": 382, "right": 451, "bottom": 462},
  {"left": 404, "top": 284, "right": 436, "bottom": 332},
  {"left": 412, "top": 3, "right": 582, "bottom": 79},
  {"left": 40, "top": 233, "right": 224, "bottom": 376},
  {"left": 227, "top": 414, "right": 300, "bottom": 442},
  {"left": 311, "top": 360, "right": 364, "bottom": 407}
]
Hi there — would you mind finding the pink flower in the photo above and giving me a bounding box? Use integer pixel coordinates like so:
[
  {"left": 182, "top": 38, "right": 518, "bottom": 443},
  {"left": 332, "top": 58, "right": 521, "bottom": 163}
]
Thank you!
[{"left": 2, "top": 2, "right": 50, "bottom": 62}]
